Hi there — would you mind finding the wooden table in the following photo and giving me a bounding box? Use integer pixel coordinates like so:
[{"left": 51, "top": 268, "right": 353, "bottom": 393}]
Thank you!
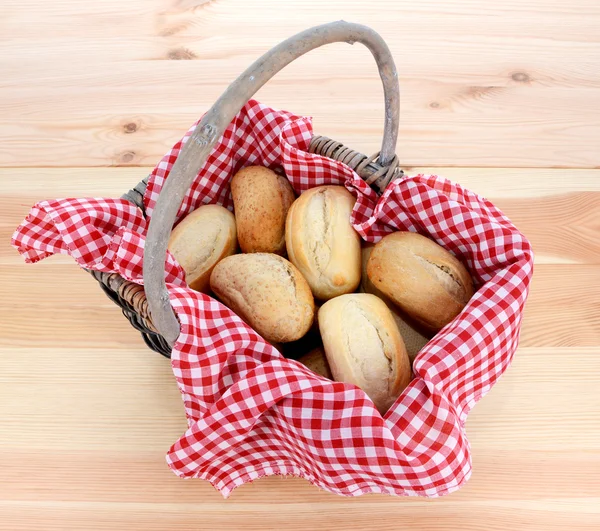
[{"left": 2, "top": 1, "right": 599, "bottom": 529}]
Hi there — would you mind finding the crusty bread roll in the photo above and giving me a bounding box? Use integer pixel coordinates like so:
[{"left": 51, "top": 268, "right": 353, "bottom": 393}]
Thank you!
[
  {"left": 361, "top": 244, "right": 430, "bottom": 364},
  {"left": 210, "top": 253, "right": 315, "bottom": 343},
  {"left": 231, "top": 166, "right": 295, "bottom": 255},
  {"left": 367, "top": 232, "right": 474, "bottom": 334},
  {"left": 167, "top": 204, "right": 237, "bottom": 293},
  {"left": 318, "top": 293, "right": 412, "bottom": 414},
  {"left": 285, "top": 185, "right": 361, "bottom": 300},
  {"left": 297, "top": 346, "right": 332, "bottom": 379}
]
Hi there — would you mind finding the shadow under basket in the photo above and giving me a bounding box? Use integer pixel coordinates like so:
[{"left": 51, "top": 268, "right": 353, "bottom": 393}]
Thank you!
[{"left": 88, "top": 135, "right": 403, "bottom": 358}]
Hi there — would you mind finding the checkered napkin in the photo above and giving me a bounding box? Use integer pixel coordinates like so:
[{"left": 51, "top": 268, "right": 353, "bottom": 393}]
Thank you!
[{"left": 12, "top": 100, "right": 534, "bottom": 498}]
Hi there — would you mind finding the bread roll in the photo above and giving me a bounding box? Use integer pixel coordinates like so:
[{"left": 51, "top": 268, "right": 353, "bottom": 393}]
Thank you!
[
  {"left": 367, "top": 232, "right": 474, "bottom": 334},
  {"left": 167, "top": 204, "right": 237, "bottom": 293},
  {"left": 285, "top": 185, "right": 361, "bottom": 300},
  {"left": 318, "top": 293, "right": 411, "bottom": 414},
  {"left": 210, "top": 253, "right": 314, "bottom": 343},
  {"left": 361, "top": 244, "right": 430, "bottom": 363},
  {"left": 231, "top": 166, "right": 295, "bottom": 255},
  {"left": 297, "top": 346, "right": 332, "bottom": 379}
]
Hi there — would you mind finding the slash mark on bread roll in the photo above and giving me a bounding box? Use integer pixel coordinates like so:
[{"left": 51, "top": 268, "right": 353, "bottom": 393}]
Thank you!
[
  {"left": 190, "top": 231, "right": 220, "bottom": 276},
  {"left": 276, "top": 257, "right": 298, "bottom": 299},
  {"left": 307, "top": 188, "right": 332, "bottom": 277},
  {"left": 414, "top": 255, "right": 467, "bottom": 303},
  {"left": 342, "top": 300, "right": 393, "bottom": 392},
  {"left": 319, "top": 293, "right": 411, "bottom": 414}
]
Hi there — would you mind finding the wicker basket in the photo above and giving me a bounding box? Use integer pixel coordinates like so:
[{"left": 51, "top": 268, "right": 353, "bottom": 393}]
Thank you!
[
  {"left": 13, "top": 20, "right": 535, "bottom": 496},
  {"left": 89, "top": 21, "right": 403, "bottom": 358}
]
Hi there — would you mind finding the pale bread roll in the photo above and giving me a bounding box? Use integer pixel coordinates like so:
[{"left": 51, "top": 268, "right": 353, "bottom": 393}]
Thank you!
[
  {"left": 367, "top": 232, "right": 474, "bottom": 334},
  {"left": 210, "top": 253, "right": 314, "bottom": 343},
  {"left": 318, "top": 293, "right": 412, "bottom": 415},
  {"left": 167, "top": 204, "right": 237, "bottom": 293},
  {"left": 285, "top": 185, "right": 361, "bottom": 300},
  {"left": 361, "top": 244, "right": 430, "bottom": 363},
  {"left": 231, "top": 166, "right": 295, "bottom": 255},
  {"left": 297, "top": 346, "right": 333, "bottom": 379}
]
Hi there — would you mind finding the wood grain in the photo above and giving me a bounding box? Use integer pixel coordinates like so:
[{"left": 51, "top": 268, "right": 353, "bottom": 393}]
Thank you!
[
  {"left": 2, "top": 166, "right": 600, "bottom": 529},
  {"left": 1, "top": 262, "right": 598, "bottom": 349},
  {"left": 3, "top": 167, "right": 599, "bottom": 266},
  {"left": 1, "top": 0, "right": 600, "bottom": 168},
  {"left": 2, "top": 1, "right": 600, "bottom": 529},
  {"left": 1, "top": 346, "right": 599, "bottom": 530}
]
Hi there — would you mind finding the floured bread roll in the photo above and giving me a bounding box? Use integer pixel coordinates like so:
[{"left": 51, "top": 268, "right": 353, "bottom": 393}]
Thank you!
[
  {"left": 318, "top": 293, "right": 412, "bottom": 415},
  {"left": 167, "top": 204, "right": 237, "bottom": 293},
  {"left": 285, "top": 185, "right": 361, "bottom": 300}
]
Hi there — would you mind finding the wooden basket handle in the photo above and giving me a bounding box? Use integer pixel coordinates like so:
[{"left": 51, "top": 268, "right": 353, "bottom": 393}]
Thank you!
[{"left": 144, "top": 21, "right": 400, "bottom": 345}]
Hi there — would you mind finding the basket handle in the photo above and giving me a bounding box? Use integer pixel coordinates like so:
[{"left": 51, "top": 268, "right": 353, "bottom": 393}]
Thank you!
[{"left": 144, "top": 21, "right": 400, "bottom": 345}]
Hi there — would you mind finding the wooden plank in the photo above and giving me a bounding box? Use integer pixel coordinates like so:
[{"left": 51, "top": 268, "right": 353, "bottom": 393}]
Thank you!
[
  {"left": 0, "top": 500, "right": 598, "bottom": 531},
  {"left": 520, "top": 265, "right": 600, "bottom": 347},
  {"left": 0, "top": 263, "right": 155, "bottom": 349},
  {"left": 3, "top": 168, "right": 599, "bottom": 267},
  {"left": 0, "top": 263, "right": 597, "bottom": 348},
  {"left": 3, "top": 0, "right": 600, "bottom": 42},
  {"left": 1, "top": 1, "right": 600, "bottom": 168},
  {"left": 1, "top": 345, "right": 598, "bottom": 452},
  {"left": 0, "top": 448, "right": 598, "bottom": 504},
  {"left": 0, "top": 344, "right": 598, "bottom": 526},
  {"left": 3, "top": 167, "right": 600, "bottom": 197}
]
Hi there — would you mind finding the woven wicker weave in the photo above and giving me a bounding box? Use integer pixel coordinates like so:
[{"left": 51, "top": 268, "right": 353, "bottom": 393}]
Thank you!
[{"left": 90, "top": 135, "right": 402, "bottom": 358}]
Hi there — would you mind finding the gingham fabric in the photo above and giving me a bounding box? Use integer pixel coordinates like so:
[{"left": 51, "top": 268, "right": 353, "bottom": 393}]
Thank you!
[{"left": 12, "top": 100, "right": 534, "bottom": 498}]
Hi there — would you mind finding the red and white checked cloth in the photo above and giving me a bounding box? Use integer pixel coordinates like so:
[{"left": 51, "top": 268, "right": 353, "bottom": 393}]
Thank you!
[{"left": 13, "top": 100, "right": 534, "bottom": 498}]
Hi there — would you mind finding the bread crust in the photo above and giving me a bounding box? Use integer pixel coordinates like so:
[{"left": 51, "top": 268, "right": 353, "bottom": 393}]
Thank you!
[
  {"left": 318, "top": 293, "right": 411, "bottom": 414},
  {"left": 367, "top": 232, "right": 474, "bottom": 333},
  {"left": 285, "top": 185, "right": 361, "bottom": 300},
  {"left": 210, "top": 253, "right": 315, "bottom": 343},
  {"left": 361, "top": 243, "right": 430, "bottom": 363},
  {"left": 297, "top": 346, "right": 333, "bottom": 379},
  {"left": 231, "top": 166, "right": 295, "bottom": 255},
  {"left": 167, "top": 204, "right": 237, "bottom": 293}
]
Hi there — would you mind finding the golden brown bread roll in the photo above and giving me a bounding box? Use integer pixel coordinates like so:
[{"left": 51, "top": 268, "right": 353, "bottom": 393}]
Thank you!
[
  {"left": 297, "top": 346, "right": 333, "bottom": 379},
  {"left": 285, "top": 185, "right": 361, "bottom": 300},
  {"left": 367, "top": 232, "right": 474, "bottom": 334},
  {"left": 209, "top": 253, "right": 315, "bottom": 343},
  {"left": 318, "top": 293, "right": 412, "bottom": 415},
  {"left": 167, "top": 204, "right": 237, "bottom": 293},
  {"left": 360, "top": 244, "right": 430, "bottom": 364},
  {"left": 231, "top": 166, "right": 295, "bottom": 255}
]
